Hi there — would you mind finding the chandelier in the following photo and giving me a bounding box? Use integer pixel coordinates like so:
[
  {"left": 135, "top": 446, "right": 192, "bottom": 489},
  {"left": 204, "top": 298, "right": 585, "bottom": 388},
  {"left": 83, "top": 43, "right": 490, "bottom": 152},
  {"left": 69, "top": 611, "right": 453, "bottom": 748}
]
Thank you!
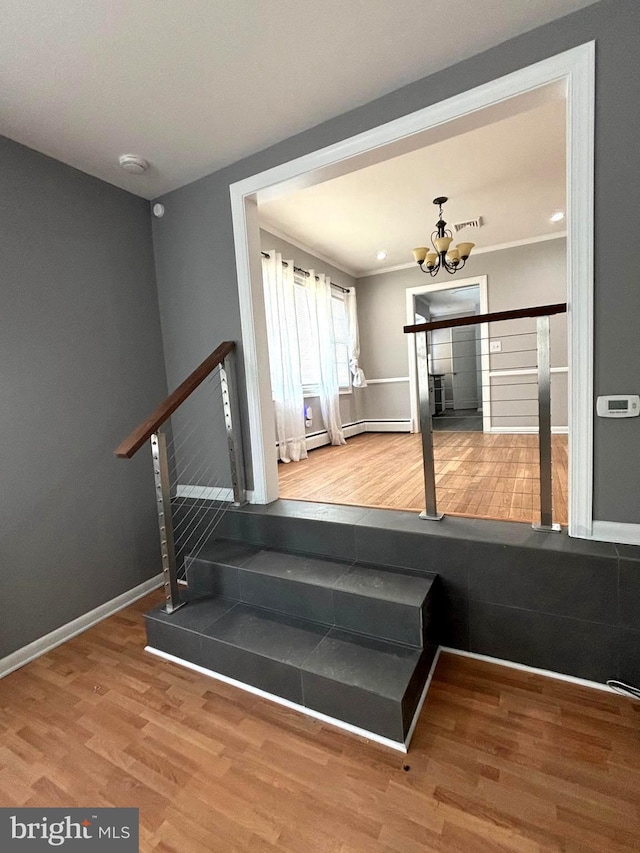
[{"left": 412, "top": 196, "right": 475, "bottom": 276}]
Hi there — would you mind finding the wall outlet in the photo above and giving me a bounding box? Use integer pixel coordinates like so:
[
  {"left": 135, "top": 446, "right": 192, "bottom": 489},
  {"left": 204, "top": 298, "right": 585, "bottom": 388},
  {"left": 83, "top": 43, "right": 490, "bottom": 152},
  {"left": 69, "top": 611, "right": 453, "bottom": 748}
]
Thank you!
[{"left": 490, "top": 340, "right": 502, "bottom": 353}]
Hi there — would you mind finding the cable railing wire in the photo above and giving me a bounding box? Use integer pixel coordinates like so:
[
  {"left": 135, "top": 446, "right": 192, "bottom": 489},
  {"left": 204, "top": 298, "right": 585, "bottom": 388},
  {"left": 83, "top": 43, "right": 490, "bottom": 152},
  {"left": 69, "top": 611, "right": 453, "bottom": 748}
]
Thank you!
[
  {"left": 172, "top": 473, "right": 230, "bottom": 550},
  {"left": 163, "top": 372, "right": 224, "bottom": 460},
  {"left": 171, "top": 464, "right": 231, "bottom": 543}
]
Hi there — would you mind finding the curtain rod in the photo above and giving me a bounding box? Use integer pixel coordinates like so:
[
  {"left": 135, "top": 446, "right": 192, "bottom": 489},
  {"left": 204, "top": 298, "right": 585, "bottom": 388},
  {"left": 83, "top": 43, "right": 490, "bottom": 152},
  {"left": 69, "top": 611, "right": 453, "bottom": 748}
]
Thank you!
[{"left": 261, "top": 252, "right": 350, "bottom": 294}]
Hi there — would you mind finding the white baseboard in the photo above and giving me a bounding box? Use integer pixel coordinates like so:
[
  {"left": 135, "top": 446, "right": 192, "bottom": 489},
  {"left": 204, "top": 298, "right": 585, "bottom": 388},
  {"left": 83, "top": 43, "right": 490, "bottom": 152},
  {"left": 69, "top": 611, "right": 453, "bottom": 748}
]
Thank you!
[
  {"left": 303, "top": 419, "right": 410, "bottom": 450},
  {"left": 305, "top": 421, "right": 365, "bottom": 450},
  {"left": 0, "top": 573, "right": 164, "bottom": 679},
  {"left": 441, "top": 647, "right": 618, "bottom": 695},
  {"left": 364, "top": 420, "right": 412, "bottom": 433},
  {"left": 487, "top": 426, "right": 568, "bottom": 434},
  {"left": 146, "top": 646, "right": 429, "bottom": 752},
  {"left": 590, "top": 520, "right": 640, "bottom": 546},
  {"left": 403, "top": 647, "right": 441, "bottom": 747}
]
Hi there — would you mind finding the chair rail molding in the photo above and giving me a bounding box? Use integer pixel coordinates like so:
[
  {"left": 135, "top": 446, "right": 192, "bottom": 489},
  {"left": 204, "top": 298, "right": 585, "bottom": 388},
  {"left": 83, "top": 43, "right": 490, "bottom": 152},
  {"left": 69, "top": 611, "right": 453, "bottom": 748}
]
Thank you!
[{"left": 230, "top": 41, "right": 595, "bottom": 539}]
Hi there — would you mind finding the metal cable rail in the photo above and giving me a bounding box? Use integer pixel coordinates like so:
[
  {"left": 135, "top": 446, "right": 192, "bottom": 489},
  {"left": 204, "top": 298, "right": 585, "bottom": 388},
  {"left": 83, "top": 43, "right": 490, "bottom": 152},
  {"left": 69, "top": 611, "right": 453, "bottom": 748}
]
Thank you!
[
  {"left": 405, "top": 302, "right": 567, "bottom": 531},
  {"left": 115, "top": 341, "right": 246, "bottom": 613}
]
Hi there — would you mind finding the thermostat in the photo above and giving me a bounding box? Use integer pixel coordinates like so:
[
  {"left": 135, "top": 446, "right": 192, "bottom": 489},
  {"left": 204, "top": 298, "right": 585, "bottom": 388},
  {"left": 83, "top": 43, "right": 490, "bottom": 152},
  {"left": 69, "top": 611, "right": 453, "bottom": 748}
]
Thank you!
[{"left": 596, "top": 395, "right": 640, "bottom": 417}]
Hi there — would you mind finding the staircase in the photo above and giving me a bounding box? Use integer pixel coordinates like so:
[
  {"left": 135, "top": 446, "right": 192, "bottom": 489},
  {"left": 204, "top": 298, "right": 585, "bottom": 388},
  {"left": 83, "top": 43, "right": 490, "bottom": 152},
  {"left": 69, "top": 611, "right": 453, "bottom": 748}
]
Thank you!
[{"left": 145, "top": 539, "right": 437, "bottom": 750}]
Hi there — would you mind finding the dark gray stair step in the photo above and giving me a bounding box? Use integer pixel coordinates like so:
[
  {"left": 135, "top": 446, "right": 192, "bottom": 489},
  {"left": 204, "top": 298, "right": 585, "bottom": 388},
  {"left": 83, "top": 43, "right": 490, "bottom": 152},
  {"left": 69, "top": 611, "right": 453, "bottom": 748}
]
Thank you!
[
  {"left": 186, "top": 541, "right": 435, "bottom": 647},
  {"left": 331, "top": 563, "right": 433, "bottom": 647},
  {"left": 238, "top": 550, "right": 351, "bottom": 628},
  {"left": 146, "top": 595, "right": 327, "bottom": 705},
  {"left": 186, "top": 539, "right": 262, "bottom": 599},
  {"left": 144, "top": 593, "right": 434, "bottom": 744},
  {"left": 301, "top": 628, "right": 430, "bottom": 742}
]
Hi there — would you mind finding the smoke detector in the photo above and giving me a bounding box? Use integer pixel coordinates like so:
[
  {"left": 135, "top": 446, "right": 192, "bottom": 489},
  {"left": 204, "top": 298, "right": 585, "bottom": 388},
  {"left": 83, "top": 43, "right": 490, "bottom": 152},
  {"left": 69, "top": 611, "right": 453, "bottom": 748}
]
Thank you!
[
  {"left": 118, "top": 154, "right": 149, "bottom": 174},
  {"left": 452, "top": 216, "right": 483, "bottom": 233}
]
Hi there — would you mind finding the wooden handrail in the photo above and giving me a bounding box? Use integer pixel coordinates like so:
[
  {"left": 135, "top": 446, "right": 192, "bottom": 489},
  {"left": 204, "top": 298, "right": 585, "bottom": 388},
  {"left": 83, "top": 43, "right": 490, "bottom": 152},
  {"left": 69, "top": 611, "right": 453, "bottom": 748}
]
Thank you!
[
  {"left": 115, "top": 341, "right": 236, "bottom": 459},
  {"left": 403, "top": 303, "right": 567, "bottom": 335}
]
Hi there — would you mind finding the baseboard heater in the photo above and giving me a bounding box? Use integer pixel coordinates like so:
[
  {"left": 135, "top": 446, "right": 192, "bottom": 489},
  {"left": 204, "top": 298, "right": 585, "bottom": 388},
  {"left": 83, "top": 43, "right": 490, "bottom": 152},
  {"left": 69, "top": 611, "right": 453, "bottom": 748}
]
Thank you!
[{"left": 278, "top": 420, "right": 411, "bottom": 452}]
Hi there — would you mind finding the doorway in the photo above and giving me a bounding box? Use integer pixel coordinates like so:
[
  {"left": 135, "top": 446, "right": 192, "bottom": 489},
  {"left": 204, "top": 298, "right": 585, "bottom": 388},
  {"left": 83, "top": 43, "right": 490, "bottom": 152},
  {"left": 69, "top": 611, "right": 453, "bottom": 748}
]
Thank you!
[
  {"left": 230, "top": 44, "right": 594, "bottom": 538},
  {"left": 407, "top": 277, "right": 490, "bottom": 434}
]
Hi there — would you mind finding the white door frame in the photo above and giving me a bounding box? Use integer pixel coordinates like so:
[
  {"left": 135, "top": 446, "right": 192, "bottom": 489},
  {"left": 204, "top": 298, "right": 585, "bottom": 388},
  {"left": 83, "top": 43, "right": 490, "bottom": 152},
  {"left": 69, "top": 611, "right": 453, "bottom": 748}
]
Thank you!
[
  {"left": 405, "top": 276, "right": 490, "bottom": 433},
  {"left": 230, "top": 42, "right": 594, "bottom": 539}
]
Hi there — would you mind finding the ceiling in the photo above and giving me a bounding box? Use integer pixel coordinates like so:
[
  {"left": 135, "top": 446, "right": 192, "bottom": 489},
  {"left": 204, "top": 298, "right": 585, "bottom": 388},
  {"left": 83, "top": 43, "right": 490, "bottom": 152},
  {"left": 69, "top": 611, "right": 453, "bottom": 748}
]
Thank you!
[
  {"left": 259, "top": 95, "right": 567, "bottom": 276},
  {"left": 0, "top": 0, "right": 597, "bottom": 199},
  {"left": 415, "top": 287, "right": 481, "bottom": 319}
]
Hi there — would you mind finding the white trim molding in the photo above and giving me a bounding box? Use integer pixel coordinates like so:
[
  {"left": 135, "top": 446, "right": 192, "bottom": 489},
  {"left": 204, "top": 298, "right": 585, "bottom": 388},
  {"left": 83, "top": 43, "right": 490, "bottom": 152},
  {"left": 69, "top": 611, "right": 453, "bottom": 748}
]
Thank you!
[
  {"left": 303, "top": 419, "right": 411, "bottom": 450},
  {"left": 365, "top": 419, "right": 412, "bottom": 433},
  {"left": 260, "top": 222, "right": 357, "bottom": 278},
  {"left": 360, "top": 231, "right": 567, "bottom": 278},
  {"left": 488, "top": 366, "right": 568, "bottom": 378},
  {"left": 366, "top": 376, "right": 410, "bottom": 385},
  {"left": 0, "top": 574, "right": 163, "bottom": 679},
  {"left": 146, "top": 645, "right": 441, "bottom": 752},
  {"left": 488, "top": 426, "right": 568, "bottom": 434},
  {"left": 440, "top": 648, "right": 619, "bottom": 696},
  {"left": 566, "top": 43, "right": 595, "bottom": 539},
  {"left": 304, "top": 421, "right": 365, "bottom": 450},
  {"left": 230, "top": 42, "right": 595, "bottom": 539},
  {"left": 590, "top": 521, "right": 640, "bottom": 546}
]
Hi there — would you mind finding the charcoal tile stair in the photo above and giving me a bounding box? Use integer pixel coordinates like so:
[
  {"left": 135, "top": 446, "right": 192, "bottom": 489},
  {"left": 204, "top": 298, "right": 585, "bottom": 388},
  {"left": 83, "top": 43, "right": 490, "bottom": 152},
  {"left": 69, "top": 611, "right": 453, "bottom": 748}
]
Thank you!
[{"left": 145, "top": 539, "right": 437, "bottom": 746}]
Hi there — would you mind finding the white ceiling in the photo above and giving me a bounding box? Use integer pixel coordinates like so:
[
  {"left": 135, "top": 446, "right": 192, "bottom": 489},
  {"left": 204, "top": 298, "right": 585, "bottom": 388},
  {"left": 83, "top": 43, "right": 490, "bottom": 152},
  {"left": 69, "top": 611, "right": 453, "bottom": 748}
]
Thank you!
[
  {"left": 415, "top": 287, "right": 481, "bottom": 319},
  {"left": 0, "top": 0, "right": 597, "bottom": 199},
  {"left": 259, "top": 95, "right": 567, "bottom": 276}
]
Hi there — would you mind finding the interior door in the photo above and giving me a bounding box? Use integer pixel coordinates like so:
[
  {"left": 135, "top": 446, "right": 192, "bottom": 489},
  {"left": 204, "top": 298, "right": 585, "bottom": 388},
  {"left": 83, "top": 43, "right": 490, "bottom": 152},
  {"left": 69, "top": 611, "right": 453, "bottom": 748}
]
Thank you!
[{"left": 451, "top": 324, "right": 479, "bottom": 410}]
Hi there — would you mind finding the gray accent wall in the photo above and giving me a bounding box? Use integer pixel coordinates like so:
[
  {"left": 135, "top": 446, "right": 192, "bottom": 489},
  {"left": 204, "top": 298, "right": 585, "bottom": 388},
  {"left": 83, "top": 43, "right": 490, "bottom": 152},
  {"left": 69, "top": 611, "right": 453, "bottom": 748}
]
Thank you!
[
  {"left": 0, "top": 136, "right": 167, "bottom": 659},
  {"left": 151, "top": 0, "right": 640, "bottom": 525}
]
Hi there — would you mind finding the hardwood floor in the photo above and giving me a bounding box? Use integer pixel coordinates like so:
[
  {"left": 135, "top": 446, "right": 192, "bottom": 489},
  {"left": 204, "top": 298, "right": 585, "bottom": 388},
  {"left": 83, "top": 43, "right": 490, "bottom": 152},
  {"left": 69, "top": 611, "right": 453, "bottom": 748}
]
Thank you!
[
  {"left": 278, "top": 432, "right": 569, "bottom": 525},
  {"left": 1, "top": 592, "right": 638, "bottom": 851}
]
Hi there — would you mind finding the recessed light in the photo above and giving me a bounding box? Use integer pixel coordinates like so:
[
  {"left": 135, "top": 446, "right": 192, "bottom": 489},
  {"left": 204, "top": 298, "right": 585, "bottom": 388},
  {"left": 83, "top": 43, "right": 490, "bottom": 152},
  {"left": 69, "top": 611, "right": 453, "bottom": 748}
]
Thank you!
[
  {"left": 119, "top": 154, "right": 149, "bottom": 174},
  {"left": 550, "top": 210, "right": 565, "bottom": 223},
  {"left": 376, "top": 250, "right": 387, "bottom": 261}
]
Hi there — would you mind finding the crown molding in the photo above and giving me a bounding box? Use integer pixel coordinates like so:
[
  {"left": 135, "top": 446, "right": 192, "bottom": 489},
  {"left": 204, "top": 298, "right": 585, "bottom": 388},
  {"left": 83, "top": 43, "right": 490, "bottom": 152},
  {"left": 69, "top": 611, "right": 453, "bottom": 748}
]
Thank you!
[
  {"left": 259, "top": 221, "right": 357, "bottom": 279},
  {"left": 357, "top": 231, "right": 567, "bottom": 278}
]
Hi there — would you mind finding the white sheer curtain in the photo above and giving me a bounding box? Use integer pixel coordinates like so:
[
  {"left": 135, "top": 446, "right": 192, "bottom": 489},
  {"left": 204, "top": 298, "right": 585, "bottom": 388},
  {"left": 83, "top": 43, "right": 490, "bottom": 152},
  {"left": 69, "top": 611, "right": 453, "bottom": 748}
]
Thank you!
[
  {"left": 345, "top": 288, "right": 367, "bottom": 388},
  {"left": 262, "top": 251, "right": 308, "bottom": 463},
  {"left": 308, "top": 271, "right": 346, "bottom": 446}
]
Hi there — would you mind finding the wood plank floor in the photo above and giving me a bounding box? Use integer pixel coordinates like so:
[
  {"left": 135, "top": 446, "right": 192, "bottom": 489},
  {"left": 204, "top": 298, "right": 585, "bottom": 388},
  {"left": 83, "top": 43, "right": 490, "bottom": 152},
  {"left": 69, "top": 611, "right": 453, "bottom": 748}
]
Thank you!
[
  {"left": 278, "top": 432, "right": 569, "bottom": 525},
  {"left": 0, "top": 592, "right": 638, "bottom": 851}
]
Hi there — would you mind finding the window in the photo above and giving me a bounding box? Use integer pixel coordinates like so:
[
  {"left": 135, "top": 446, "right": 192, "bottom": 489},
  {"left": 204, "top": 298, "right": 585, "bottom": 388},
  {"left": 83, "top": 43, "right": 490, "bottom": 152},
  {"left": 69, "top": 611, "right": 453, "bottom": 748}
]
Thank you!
[
  {"left": 293, "top": 274, "right": 351, "bottom": 394},
  {"left": 331, "top": 293, "right": 351, "bottom": 390}
]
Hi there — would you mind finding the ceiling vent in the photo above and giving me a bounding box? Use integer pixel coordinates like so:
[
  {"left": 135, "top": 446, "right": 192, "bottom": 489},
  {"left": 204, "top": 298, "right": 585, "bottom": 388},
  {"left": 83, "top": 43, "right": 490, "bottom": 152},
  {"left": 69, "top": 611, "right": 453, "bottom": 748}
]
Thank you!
[{"left": 452, "top": 216, "right": 483, "bottom": 233}]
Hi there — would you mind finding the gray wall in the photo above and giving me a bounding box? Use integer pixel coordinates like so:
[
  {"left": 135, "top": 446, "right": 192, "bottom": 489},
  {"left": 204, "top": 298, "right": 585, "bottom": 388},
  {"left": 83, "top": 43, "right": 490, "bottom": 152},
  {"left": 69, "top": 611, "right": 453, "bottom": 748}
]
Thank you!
[
  {"left": 151, "top": 0, "right": 640, "bottom": 525},
  {"left": 356, "top": 238, "right": 567, "bottom": 428},
  {"left": 0, "top": 136, "right": 167, "bottom": 659},
  {"left": 259, "top": 229, "right": 361, "bottom": 435}
]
